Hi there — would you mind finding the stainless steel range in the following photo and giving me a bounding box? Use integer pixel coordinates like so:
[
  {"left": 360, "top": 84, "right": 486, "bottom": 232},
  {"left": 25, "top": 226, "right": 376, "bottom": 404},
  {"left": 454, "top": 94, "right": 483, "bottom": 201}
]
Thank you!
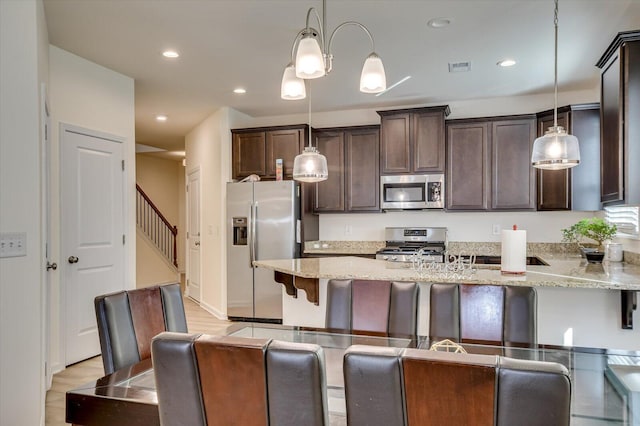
[{"left": 376, "top": 227, "right": 448, "bottom": 262}]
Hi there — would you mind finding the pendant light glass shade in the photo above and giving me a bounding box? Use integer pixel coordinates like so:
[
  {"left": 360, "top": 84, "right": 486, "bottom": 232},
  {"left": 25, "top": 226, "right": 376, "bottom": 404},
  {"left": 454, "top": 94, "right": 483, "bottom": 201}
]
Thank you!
[
  {"left": 281, "top": 63, "right": 306, "bottom": 100},
  {"left": 360, "top": 52, "right": 386, "bottom": 93},
  {"left": 292, "top": 146, "right": 328, "bottom": 182},
  {"left": 531, "top": 126, "right": 580, "bottom": 170},
  {"left": 295, "top": 35, "right": 325, "bottom": 79},
  {"left": 531, "top": 0, "right": 580, "bottom": 170}
]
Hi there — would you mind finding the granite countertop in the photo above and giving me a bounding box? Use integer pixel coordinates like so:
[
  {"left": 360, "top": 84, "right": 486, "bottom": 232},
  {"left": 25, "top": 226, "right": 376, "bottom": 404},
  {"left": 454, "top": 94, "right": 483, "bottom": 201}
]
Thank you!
[{"left": 254, "top": 254, "right": 640, "bottom": 291}]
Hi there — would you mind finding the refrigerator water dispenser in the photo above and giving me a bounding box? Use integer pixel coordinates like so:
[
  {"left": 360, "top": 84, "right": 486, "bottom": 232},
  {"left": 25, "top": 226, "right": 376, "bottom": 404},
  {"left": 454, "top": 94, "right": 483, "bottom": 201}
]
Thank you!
[{"left": 232, "top": 217, "right": 247, "bottom": 245}]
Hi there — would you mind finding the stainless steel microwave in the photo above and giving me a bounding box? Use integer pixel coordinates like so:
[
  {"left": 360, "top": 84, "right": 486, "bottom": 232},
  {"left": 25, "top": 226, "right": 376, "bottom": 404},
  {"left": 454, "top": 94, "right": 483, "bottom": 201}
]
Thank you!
[{"left": 380, "top": 174, "right": 445, "bottom": 210}]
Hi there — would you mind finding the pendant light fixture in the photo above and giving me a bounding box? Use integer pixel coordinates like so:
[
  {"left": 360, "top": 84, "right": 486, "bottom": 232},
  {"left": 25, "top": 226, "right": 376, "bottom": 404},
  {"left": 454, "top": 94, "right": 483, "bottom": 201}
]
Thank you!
[
  {"left": 292, "top": 83, "right": 328, "bottom": 182},
  {"left": 280, "top": 0, "right": 386, "bottom": 100},
  {"left": 531, "top": 0, "right": 580, "bottom": 170}
]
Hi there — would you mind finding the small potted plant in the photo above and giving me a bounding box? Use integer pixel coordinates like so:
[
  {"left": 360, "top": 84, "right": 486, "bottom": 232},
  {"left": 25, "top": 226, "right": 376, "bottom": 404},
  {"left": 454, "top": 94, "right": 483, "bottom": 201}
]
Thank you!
[{"left": 561, "top": 218, "right": 617, "bottom": 262}]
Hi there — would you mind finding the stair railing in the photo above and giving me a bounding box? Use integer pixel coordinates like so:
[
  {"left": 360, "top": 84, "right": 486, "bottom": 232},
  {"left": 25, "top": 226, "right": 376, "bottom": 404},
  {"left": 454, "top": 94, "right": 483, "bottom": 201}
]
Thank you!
[{"left": 136, "top": 184, "right": 178, "bottom": 267}]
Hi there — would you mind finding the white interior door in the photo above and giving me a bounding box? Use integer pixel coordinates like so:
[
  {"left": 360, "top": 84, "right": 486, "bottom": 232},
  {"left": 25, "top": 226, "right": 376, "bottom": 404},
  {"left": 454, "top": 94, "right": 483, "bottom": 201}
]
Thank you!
[
  {"left": 41, "top": 86, "right": 54, "bottom": 388},
  {"left": 187, "top": 169, "right": 201, "bottom": 302},
  {"left": 61, "top": 124, "right": 125, "bottom": 366}
]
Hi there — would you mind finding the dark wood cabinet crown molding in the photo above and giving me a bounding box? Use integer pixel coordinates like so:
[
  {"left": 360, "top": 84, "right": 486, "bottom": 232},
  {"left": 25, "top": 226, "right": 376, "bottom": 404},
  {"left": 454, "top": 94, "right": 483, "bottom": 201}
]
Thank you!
[
  {"left": 596, "top": 30, "right": 640, "bottom": 69},
  {"left": 376, "top": 105, "right": 451, "bottom": 117},
  {"left": 231, "top": 124, "right": 309, "bottom": 133}
]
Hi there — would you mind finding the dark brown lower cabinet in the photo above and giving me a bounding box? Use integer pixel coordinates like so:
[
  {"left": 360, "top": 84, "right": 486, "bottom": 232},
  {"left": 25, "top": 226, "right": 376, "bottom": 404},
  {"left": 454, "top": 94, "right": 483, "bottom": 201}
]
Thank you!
[
  {"left": 536, "top": 104, "right": 601, "bottom": 211},
  {"left": 446, "top": 115, "right": 536, "bottom": 211},
  {"left": 314, "top": 126, "right": 380, "bottom": 213}
]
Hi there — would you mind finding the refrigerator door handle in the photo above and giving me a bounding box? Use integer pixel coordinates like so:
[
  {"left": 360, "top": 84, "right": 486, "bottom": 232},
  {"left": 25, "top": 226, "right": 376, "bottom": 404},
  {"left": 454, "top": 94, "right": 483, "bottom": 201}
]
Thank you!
[
  {"left": 252, "top": 202, "right": 258, "bottom": 264},
  {"left": 248, "top": 201, "right": 254, "bottom": 268}
]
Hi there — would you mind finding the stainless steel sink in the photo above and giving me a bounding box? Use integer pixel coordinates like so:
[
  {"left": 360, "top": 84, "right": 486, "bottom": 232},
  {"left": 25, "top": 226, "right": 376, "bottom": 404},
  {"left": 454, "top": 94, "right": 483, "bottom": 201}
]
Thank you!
[{"left": 462, "top": 255, "right": 549, "bottom": 266}]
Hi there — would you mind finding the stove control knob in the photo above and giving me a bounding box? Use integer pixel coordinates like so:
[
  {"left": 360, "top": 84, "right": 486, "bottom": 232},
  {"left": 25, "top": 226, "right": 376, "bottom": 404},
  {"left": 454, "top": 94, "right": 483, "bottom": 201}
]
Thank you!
[
  {"left": 391, "top": 256, "right": 398, "bottom": 261},
  {"left": 382, "top": 255, "right": 389, "bottom": 260}
]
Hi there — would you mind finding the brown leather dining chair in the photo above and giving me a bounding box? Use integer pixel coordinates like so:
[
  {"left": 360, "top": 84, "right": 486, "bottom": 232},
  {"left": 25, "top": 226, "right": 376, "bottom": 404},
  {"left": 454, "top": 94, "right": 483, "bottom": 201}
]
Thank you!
[
  {"left": 151, "top": 332, "right": 329, "bottom": 426},
  {"left": 429, "top": 283, "right": 537, "bottom": 347},
  {"left": 94, "top": 282, "right": 188, "bottom": 374},
  {"left": 343, "top": 344, "right": 571, "bottom": 426},
  {"left": 325, "top": 279, "right": 419, "bottom": 336}
]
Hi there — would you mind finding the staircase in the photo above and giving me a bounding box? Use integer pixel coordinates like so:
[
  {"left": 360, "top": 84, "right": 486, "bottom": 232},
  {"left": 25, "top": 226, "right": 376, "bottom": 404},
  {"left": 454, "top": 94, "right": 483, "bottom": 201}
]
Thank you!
[{"left": 136, "top": 184, "right": 178, "bottom": 267}]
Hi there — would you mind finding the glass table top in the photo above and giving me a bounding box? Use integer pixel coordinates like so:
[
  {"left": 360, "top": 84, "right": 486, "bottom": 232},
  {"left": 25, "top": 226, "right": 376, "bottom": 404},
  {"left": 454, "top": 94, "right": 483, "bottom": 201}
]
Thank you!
[{"left": 77, "top": 324, "right": 640, "bottom": 425}]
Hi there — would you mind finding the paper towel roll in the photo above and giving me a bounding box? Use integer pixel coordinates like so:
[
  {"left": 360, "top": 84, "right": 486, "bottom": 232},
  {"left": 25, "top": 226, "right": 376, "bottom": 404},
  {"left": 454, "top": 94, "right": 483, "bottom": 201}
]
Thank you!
[{"left": 501, "top": 229, "right": 527, "bottom": 274}]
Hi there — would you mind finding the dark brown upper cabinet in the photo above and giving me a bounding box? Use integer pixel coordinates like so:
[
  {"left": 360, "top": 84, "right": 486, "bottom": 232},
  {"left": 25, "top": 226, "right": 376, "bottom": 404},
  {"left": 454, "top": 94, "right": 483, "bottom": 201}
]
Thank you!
[
  {"left": 446, "top": 121, "right": 491, "bottom": 210},
  {"left": 378, "top": 106, "right": 450, "bottom": 175},
  {"left": 596, "top": 30, "right": 640, "bottom": 206},
  {"left": 231, "top": 125, "right": 307, "bottom": 180},
  {"left": 446, "top": 115, "right": 536, "bottom": 211},
  {"left": 314, "top": 126, "right": 380, "bottom": 213},
  {"left": 536, "top": 104, "right": 601, "bottom": 211}
]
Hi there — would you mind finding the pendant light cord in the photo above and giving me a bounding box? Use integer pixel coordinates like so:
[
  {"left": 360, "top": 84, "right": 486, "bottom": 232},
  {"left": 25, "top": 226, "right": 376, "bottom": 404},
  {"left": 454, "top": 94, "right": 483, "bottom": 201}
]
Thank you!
[
  {"left": 308, "top": 82, "right": 312, "bottom": 147},
  {"left": 553, "top": 0, "right": 559, "bottom": 128}
]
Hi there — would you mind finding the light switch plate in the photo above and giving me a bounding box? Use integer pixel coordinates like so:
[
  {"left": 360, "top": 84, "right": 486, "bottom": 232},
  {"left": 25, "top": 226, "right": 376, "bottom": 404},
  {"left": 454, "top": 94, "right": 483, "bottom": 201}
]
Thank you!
[{"left": 0, "top": 232, "right": 27, "bottom": 258}]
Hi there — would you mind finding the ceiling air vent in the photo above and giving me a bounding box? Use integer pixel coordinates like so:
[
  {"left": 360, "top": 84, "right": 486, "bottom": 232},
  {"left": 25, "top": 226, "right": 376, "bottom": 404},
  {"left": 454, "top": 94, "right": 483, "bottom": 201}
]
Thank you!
[{"left": 448, "top": 61, "right": 471, "bottom": 73}]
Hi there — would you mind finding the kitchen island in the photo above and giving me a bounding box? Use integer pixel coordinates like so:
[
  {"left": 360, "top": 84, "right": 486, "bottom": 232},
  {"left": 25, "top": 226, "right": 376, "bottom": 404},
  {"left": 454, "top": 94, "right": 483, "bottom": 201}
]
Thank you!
[{"left": 254, "top": 255, "right": 640, "bottom": 350}]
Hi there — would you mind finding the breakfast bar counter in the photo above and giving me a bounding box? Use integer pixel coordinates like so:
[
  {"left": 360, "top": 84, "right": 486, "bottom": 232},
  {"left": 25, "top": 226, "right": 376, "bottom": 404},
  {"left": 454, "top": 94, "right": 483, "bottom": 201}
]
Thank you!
[
  {"left": 254, "top": 256, "right": 640, "bottom": 349},
  {"left": 254, "top": 255, "right": 640, "bottom": 291}
]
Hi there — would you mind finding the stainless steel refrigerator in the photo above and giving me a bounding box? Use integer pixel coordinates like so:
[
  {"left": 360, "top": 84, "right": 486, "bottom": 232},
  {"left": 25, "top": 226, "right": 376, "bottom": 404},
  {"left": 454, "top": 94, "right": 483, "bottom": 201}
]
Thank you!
[{"left": 226, "top": 180, "right": 300, "bottom": 322}]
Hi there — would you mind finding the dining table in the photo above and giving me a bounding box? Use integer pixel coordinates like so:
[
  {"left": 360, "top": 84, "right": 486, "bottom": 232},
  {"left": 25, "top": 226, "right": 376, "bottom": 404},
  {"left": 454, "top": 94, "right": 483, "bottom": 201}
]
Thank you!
[{"left": 66, "top": 323, "right": 640, "bottom": 426}]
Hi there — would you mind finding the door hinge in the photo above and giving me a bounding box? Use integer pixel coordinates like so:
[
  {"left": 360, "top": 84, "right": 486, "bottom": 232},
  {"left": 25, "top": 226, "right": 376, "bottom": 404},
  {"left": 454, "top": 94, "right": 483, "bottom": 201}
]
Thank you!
[
  {"left": 122, "top": 234, "right": 125, "bottom": 245},
  {"left": 186, "top": 185, "right": 189, "bottom": 192},
  {"left": 121, "top": 160, "right": 125, "bottom": 171},
  {"left": 186, "top": 231, "right": 189, "bottom": 239}
]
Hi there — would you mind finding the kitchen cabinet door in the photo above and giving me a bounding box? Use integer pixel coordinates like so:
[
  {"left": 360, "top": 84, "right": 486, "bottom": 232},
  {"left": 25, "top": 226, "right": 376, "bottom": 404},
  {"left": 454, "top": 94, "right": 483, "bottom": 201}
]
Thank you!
[
  {"left": 597, "top": 33, "right": 640, "bottom": 205},
  {"left": 599, "top": 49, "right": 624, "bottom": 204},
  {"left": 536, "top": 112, "right": 571, "bottom": 210},
  {"left": 413, "top": 111, "right": 446, "bottom": 173},
  {"left": 232, "top": 125, "right": 307, "bottom": 180},
  {"left": 314, "top": 131, "right": 345, "bottom": 212},
  {"left": 346, "top": 128, "right": 380, "bottom": 211},
  {"left": 265, "top": 128, "right": 304, "bottom": 178},
  {"left": 380, "top": 113, "right": 411, "bottom": 174},
  {"left": 232, "top": 131, "right": 266, "bottom": 178},
  {"left": 491, "top": 118, "right": 536, "bottom": 210},
  {"left": 446, "top": 122, "right": 490, "bottom": 210},
  {"left": 378, "top": 106, "right": 449, "bottom": 175}
]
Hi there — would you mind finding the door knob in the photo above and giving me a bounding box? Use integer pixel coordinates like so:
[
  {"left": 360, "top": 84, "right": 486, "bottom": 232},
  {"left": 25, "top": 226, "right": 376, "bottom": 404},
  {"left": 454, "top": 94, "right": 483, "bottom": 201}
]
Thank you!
[
  {"left": 195, "top": 241, "right": 200, "bottom": 246},
  {"left": 68, "top": 256, "right": 79, "bottom": 264},
  {"left": 46, "top": 262, "right": 57, "bottom": 271}
]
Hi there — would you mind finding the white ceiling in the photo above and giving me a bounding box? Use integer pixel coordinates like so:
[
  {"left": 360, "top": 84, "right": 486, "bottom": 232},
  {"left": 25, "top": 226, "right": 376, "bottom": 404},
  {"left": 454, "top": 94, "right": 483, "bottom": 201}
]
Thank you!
[{"left": 43, "top": 0, "right": 640, "bottom": 153}]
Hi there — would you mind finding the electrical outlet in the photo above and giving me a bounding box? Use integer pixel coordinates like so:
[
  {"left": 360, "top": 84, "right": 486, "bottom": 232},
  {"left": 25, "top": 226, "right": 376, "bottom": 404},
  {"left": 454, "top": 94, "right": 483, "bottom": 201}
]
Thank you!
[
  {"left": 492, "top": 224, "right": 501, "bottom": 236},
  {"left": 345, "top": 225, "right": 352, "bottom": 235},
  {"left": 0, "top": 232, "right": 27, "bottom": 258}
]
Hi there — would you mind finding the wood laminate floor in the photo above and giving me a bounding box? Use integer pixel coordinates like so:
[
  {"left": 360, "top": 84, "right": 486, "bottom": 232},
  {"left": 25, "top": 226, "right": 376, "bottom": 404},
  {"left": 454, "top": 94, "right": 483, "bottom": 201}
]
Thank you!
[{"left": 45, "top": 297, "right": 231, "bottom": 426}]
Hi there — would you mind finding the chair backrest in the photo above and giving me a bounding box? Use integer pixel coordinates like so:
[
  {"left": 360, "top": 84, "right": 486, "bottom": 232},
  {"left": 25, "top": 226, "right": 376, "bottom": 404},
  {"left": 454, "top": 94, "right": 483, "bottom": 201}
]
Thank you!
[
  {"left": 429, "top": 283, "right": 537, "bottom": 346},
  {"left": 325, "top": 279, "right": 419, "bottom": 336},
  {"left": 95, "top": 283, "right": 187, "bottom": 374},
  {"left": 343, "top": 345, "right": 571, "bottom": 426},
  {"left": 151, "top": 332, "right": 328, "bottom": 426}
]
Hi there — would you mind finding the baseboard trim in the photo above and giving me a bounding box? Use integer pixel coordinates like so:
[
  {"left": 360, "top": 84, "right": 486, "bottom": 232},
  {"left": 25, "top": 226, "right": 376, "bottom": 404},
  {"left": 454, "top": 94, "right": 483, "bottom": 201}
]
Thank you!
[{"left": 199, "top": 300, "right": 228, "bottom": 320}]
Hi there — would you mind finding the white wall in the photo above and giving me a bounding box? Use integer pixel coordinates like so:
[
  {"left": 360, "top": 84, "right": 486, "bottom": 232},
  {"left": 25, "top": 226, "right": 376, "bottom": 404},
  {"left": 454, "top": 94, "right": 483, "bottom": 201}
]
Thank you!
[
  {"left": 230, "top": 88, "right": 598, "bottom": 129},
  {"left": 0, "top": 0, "right": 47, "bottom": 424},
  {"left": 185, "top": 108, "right": 233, "bottom": 317},
  {"left": 48, "top": 45, "right": 135, "bottom": 373},
  {"left": 284, "top": 280, "right": 639, "bottom": 351},
  {"left": 318, "top": 210, "right": 598, "bottom": 242}
]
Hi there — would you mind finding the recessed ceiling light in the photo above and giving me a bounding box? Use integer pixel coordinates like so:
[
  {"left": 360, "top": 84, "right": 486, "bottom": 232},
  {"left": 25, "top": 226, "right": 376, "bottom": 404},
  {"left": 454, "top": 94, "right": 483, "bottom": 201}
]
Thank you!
[
  {"left": 155, "top": 114, "right": 168, "bottom": 122},
  {"left": 497, "top": 59, "right": 517, "bottom": 67},
  {"left": 427, "top": 18, "right": 451, "bottom": 28},
  {"left": 233, "top": 88, "right": 247, "bottom": 94},
  {"left": 162, "top": 50, "right": 179, "bottom": 58}
]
